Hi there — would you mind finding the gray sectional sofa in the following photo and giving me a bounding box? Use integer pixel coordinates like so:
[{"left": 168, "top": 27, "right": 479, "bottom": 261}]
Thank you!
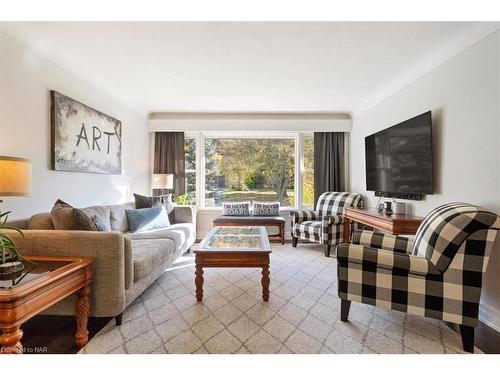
[{"left": 6, "top": 202, "right": 196, "bottom": 324}]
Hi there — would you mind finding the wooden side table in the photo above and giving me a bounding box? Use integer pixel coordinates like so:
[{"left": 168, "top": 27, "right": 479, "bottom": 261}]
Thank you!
[
  {"left": 343, "top": 207, "right": 423, "bottom": 243},
  {"left": 0, "top": 256, "right": 93, "bottom": 354}
]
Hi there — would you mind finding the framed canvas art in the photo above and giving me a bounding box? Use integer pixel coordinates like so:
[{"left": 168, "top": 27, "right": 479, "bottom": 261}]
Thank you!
[{"left": 51, "top": 90, "right": 122, "bottom": 174}]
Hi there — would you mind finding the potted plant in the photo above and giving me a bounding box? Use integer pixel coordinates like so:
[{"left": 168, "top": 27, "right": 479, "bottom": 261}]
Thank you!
[
  {"left": 175, "top": 194, "right": 190, "bottom": 205},
  {"left": 0, "top": 210, "right": 26, "bottom": 280}
]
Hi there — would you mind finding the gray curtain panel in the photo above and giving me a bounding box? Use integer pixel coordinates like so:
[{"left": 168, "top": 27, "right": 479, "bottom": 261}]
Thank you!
[
  {"left": 154, "top": 132, "right": 186, "bottom": 196},
  {"left": 314, "top": 132, "right": 346, "bottom": 205}
]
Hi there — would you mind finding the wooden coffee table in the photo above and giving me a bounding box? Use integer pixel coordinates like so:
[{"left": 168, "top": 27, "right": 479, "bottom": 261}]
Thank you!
[
  {"left": 0, "top": 256, "right": 93, "bottom": 354},
  {"left": 194, "top": 226, "right": 271, "bottom": 302}
]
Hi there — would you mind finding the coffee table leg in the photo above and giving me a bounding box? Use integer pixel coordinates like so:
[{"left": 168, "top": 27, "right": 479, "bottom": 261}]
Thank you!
[
  {"left": 0, "top": 325, "right": 23, "bottom": 354},
  {"left": 75, "top": 285, "right": 90, "bottom": 348},
  {"left": 261, "top": 265, "right": 270, "bottom": 302},
  {"left": 195, "top": 265, "right": 204, "bottom": 301}
]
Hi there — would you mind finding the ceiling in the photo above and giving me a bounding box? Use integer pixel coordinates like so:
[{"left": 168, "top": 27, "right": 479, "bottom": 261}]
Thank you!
[{"left": 1, "top": 22, "right": 498, "bottom": 116}]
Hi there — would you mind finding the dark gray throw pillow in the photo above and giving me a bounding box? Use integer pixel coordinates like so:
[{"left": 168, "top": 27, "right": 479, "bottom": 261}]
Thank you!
[
  {"left": 134, "top": 193, "right": 174, "bottom": 214},
  {"left": 50, "top": 199, "right": 97, "bottom": 231}
]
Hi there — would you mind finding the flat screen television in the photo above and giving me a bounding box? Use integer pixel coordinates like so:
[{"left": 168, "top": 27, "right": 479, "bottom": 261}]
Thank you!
[{"left": 365, "top": 111, "right": 433, "bottom": 199}]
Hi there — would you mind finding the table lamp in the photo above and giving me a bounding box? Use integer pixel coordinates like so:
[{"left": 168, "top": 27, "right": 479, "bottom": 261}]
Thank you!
[
  {"left": 152, "top": 173, "right": 173, "bottom": 196},
  {"left": 0, "top": 156, "right": 32, "bottom": 204},
  {"left": 0, "top": 156, "right": 32, "bottom": 282}
]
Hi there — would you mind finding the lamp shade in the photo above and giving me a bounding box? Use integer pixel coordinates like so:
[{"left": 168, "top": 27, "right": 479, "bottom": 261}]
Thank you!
[
  {"left": 0, "top": 156, "right": 32, "bottom": 197},
  {"left": 152, "top": 174, "right": 173, "bottom": 190}
]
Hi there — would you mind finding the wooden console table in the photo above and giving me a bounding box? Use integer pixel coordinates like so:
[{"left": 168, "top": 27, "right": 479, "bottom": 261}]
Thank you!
[
  {"left": 0, "top": 256, "right": 93, "bottom": 354},
  {"left": 343, "top": 207, "right": 423, "bottom": 243}
]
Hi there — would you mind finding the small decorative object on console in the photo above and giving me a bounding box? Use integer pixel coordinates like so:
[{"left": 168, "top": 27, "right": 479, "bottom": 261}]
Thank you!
[
  {"left": 393, "top": 201, "right": 406, "bottom": 215},
  {"left": 384, "top": 201, "right": 393, "bottom": 216}
]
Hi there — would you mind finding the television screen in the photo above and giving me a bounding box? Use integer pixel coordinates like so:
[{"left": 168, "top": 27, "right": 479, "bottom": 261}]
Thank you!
[{"left": 365, "top": 111, "right": 433, "bottom": 195}]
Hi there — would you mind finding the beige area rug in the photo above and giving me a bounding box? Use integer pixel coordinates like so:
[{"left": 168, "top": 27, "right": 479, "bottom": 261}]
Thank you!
[{"left": 81, "top": 243, "right": 479, "bottom": 354}]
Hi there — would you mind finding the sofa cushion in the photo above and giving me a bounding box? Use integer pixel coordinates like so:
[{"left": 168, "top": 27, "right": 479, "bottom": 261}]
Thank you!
[
  {"left": 27, "top": 213, "right": 55, "bottom": 230},
  {"left": 50, "top": 199, "right": 97, "bottom": 231},
  {"left": 82, "top": 206, "right": 111, "bottom": 231},
  {"left": 132, "top": 239, "right": 174, "bottom": 282},
  {"left": 125, "top": 223, "right": 195, "bottom": 257},
  {"left": 108, "top": 202, "right": 135, "bottom": 232}
]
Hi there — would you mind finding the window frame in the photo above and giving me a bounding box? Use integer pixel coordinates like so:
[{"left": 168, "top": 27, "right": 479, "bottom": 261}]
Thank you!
[{"left": 185, "top": 131, "right": 314, "bottom": 211}]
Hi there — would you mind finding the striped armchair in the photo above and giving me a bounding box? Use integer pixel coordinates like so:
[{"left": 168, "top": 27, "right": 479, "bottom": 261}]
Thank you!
[
  {"left": 337, "top": 202, "right": 500, "bottom": 353},
  {"left": 291, "top": 192, "right": 364, "bottom": 257}
]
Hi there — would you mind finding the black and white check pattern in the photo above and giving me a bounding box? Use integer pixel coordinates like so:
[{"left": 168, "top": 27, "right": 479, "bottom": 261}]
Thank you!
[
  {"left": 338, "top": 203, "right": 500, "bottom": 327},
  {"left": 290, "top": 192, "right": 364, "bottom": 246}
]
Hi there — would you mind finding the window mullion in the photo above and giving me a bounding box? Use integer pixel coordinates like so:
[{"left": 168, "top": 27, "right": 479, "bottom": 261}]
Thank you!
[
  {"left": 295, "top": 133, "right": 303, "bottom": 210},
  {"left": 196, "top": 132, "right": 204, "bottom": 209}
]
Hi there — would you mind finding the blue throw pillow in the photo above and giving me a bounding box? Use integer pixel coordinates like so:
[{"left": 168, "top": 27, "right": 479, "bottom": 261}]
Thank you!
[{"left": 126, "top": 206, "right": 170, "bottom": 232}]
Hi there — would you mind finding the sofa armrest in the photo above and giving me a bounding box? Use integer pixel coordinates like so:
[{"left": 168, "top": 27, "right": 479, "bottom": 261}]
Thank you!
[
  {"left": 3, "top": 229, "right": 127, "bottom": 317},
  {"left": 322, "top": 214, "right": 344, "bottom": 226},
  {"left": 290, "top": 210, "right": 320, "bottom": 225},
  {"left": 171, "top": 205, "right": 196, "bottom": 226},
  {"left": 351, "top": 230, "right": 414, "bottom": 254},
  {"left": 337, "top": 244, "right": 439, "bottom": 276}
]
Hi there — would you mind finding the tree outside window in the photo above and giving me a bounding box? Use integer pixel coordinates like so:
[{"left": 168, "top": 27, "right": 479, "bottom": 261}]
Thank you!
[
  {"left": 204, "top": 138, "right": 295, "bottom": 207},
  {"left": 184, "top": 138, "right": 196, "bottom": 204},
  {"left": 303, "top": 137, "right": 314, "bottom": 207}
]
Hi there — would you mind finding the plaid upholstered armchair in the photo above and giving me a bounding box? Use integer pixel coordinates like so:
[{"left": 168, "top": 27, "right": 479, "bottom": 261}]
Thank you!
[
  {"left": 337, "top": 202, "right": 500, "bottom": 352},
  {"left": 291, "top": 192, "right": 364, "bottom": 257}
]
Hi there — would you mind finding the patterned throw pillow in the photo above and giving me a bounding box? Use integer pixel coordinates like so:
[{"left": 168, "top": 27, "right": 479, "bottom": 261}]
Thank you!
[
  {"left": 253, "top": 202, "right": 280, "bottom": 216},
  {"left": 50, "top": 199, "right": 97, "bottom": 231},
  {"left": 125, "top": 206, "right": 170, "bottom": 232},
  {"left": 223, "top": 202, "right": 250, "bottom": 216},
  {"left": 134, "top": 193, "right": 174, "bottom": 214}
]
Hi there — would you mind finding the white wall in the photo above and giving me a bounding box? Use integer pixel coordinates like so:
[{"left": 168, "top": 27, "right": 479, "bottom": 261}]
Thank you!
[
  {"left": 0, "top": 32, "right": 150, "bottom": 219},
  {"left": 350, "top": 31, "right": 500, "bottom": 330}
]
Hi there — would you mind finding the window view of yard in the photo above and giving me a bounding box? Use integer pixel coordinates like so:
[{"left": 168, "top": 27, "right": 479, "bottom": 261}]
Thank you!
[
  {"left": 303, "top": 137, "right": 314, "bottom": 207},
  {"left": 184, "top": 138, "right": 197, "bottom": 204},
  {"left": 204, "top": 138, "right": 295, "bottom": 207}
]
